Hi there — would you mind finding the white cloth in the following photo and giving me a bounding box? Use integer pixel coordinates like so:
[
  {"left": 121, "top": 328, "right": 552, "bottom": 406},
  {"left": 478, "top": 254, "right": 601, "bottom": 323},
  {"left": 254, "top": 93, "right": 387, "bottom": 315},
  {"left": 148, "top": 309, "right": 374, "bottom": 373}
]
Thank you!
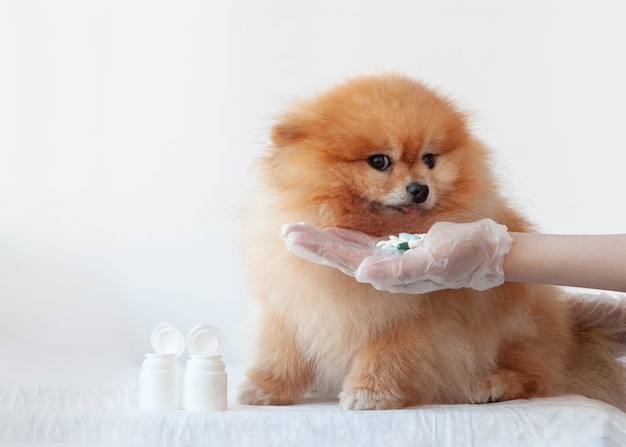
[{"left": 3, "top": 368, "right": 626, "bottom": 447}]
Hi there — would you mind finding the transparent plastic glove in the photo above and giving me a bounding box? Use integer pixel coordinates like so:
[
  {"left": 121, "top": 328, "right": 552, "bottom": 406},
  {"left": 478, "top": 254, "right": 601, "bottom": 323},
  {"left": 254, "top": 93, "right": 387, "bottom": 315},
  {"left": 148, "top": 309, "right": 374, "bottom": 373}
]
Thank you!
[
  {"left": 281, "top": 219, "right": 513, "bottom": 293},
  {"left": 355, "top": 219, "right": 514, "bottom": 293},
  {"left": 281, "top": 222, "right": 379, "bottom": 277}
]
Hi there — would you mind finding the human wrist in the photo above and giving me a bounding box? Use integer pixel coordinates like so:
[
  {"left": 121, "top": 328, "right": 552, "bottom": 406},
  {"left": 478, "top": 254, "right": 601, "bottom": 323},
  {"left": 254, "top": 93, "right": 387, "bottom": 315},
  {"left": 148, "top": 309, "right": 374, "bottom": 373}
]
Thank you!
[{"left": 465, "top": 220, "right": 513, "bottom": 290}]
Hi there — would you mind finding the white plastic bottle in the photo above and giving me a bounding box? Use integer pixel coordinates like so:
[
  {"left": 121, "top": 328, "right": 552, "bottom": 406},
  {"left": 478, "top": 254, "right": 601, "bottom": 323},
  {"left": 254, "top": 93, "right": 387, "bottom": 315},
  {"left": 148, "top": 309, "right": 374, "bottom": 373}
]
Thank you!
[
  {"left": 139, "top": 322, "right": 185, "bottom": 410},
  {"left": 184, "top": 323, "right": 227, "bottom": 411}
]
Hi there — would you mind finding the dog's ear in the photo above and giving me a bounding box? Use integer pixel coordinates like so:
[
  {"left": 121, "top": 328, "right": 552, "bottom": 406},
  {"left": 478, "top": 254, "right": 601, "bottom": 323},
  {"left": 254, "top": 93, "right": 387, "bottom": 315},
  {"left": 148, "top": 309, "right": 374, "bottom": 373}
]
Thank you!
[{"left": 271, "top": 118, "right": 308, "bottom": 147}]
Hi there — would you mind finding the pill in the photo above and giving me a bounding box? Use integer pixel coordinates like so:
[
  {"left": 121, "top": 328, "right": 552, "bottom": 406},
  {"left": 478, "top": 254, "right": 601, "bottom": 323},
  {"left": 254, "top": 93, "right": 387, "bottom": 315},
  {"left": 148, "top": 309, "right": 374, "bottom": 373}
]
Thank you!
[
  {"left": 399, "top": 232, "right": 421, "bottom": 240},
  {"left": 377, "top": 232, "right": 426, "bottom": 251},
  {"left": 408, "top": 239, "right": 422, "bottom": 249}
]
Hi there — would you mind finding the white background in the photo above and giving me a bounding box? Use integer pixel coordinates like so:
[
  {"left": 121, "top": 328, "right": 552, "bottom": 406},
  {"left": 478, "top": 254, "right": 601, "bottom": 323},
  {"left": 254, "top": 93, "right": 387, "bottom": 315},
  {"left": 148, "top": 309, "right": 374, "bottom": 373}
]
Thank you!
[{"left": 1, "top": 0, "right": 625, "bottom": 387}]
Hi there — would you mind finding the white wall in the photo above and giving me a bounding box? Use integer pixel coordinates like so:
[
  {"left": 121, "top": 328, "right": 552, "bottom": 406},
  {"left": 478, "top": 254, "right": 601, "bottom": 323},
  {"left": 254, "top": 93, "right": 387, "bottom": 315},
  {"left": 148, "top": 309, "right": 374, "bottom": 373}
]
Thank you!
[{"left": 1, "top": 0, "right": 625, "bottom": 387}]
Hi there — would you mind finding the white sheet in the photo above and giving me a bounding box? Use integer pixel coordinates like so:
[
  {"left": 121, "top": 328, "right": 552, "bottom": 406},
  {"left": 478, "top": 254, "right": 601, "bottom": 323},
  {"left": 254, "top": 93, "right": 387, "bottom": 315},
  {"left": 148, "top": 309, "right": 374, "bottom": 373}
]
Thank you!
[{"left": 3, "top": 369, "right": 626, "bottom": 447}]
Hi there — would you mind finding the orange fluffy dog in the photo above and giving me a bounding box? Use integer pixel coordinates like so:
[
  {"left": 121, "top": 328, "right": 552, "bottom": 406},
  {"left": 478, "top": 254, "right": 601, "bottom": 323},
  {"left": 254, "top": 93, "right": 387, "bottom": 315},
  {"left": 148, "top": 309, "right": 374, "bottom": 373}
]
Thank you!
[{"left": 239, "top": 74, "right": 626, "bottom": 410}]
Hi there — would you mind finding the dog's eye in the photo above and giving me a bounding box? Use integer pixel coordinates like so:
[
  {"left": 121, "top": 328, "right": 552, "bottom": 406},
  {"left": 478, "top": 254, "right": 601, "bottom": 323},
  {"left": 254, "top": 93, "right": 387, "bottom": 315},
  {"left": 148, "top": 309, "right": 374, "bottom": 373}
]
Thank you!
[
  {"left": 368, "top": 154, "right": 392, "bottom": 171},
  {"left": 422, "top": 153, "right": 435, "bottom": 169}
]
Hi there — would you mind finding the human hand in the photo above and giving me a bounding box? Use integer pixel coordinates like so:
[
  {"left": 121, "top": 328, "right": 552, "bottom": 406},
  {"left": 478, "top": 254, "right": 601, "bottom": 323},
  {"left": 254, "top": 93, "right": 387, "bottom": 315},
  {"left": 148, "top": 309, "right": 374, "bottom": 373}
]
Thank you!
[
  {"left": 281, "top": 219, "right": 513, "bottom": 293},
  {"left": 280, "top": 223, "right": 380, "bottom": 277},
  {"left": 355, "top": 219, "right": 513, "bottom": 293}
]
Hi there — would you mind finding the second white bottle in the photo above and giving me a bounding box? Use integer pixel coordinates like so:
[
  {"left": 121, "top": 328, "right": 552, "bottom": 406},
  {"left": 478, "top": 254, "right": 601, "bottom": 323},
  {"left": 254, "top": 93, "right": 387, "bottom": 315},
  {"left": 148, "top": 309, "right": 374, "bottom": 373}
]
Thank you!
[{"left": 184, "top": 323, "right": 227, "bottom": 411}]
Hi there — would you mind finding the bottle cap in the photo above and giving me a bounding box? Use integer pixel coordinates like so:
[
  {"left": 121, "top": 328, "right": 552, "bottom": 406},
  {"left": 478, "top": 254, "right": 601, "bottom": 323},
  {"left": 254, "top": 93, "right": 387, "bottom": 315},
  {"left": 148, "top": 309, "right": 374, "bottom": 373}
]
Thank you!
[
  {"left": 187, "top": 323, "right": 225, "bottom": 356},
  {"left": 150, "top": 322, "right": 185, "bottom": 357}
]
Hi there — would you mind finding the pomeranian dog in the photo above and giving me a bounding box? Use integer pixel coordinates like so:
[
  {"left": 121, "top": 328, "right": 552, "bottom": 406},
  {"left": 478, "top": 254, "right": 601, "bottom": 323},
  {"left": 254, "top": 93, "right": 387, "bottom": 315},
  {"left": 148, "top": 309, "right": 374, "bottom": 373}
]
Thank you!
[{"left": 238, "top": 73, "right": 626, "bottom": 410}]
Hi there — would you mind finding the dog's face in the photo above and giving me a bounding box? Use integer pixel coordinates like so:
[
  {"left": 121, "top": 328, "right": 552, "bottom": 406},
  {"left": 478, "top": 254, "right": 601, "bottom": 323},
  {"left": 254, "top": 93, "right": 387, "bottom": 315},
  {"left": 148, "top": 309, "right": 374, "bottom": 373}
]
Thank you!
[{"left": 267, "top": 74, "right": 494, "bottom": 235}]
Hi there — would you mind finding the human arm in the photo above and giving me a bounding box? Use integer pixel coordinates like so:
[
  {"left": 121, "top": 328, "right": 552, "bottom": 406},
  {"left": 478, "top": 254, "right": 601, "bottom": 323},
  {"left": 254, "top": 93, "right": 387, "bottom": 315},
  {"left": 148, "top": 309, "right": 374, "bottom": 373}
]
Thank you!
[
  {"left": 503, "top": 232, "right": 626, "bottom": 292},
  {"left": 282, "top": 221, "right": 626, "bottom": 293}
]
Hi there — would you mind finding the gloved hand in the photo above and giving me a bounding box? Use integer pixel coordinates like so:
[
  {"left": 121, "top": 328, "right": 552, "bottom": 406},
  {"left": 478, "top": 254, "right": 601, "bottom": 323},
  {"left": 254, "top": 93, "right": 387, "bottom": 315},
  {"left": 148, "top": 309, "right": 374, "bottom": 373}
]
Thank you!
[
  {"left": 280, "top": 223, "right": 380, "bottom": 277},
  {"left": 281, "top": 219, "right": 514, "bottom": 293}
]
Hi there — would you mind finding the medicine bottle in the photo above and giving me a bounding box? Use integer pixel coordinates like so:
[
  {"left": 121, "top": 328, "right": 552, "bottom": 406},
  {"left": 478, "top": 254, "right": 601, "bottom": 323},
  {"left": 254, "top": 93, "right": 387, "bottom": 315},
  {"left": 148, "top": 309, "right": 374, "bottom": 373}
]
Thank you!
[
  {"left": 184, "top": 323, "right": 227, "bottom": 411},
  {"left": 139, "top": 322, "right": 185, "bottom": 410}
]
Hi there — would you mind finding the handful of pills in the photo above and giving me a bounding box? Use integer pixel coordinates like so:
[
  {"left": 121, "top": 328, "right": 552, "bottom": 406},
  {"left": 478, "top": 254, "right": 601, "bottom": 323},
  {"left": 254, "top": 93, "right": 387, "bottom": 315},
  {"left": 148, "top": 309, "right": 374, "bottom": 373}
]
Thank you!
[{"left": 376, "top": 232, "right": 426, "bottom": 251}]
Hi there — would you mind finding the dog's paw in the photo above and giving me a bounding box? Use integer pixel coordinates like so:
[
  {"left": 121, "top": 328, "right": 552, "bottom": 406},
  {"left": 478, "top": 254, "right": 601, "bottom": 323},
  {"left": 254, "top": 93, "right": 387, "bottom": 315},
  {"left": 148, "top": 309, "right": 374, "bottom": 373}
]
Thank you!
[
  {"left": 339, "top": 388, "right": 403, "bottom": 410},
  {"left": 237, "top": 380, "right": 272, "bottom": 405},
  {"left": 470, "top": 369, "right": 544, "bottom": 403},
  {"left": 237, "top": 379, "right": 296, "bottom": 406},
  {"left": 469, "top": 373, "right": 506, "bottom": 404}
]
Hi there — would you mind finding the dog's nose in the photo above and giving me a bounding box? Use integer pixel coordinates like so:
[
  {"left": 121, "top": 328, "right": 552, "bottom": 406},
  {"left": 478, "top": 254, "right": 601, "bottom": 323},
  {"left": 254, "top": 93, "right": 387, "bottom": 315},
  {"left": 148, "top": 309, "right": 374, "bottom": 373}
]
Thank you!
[{"left": 407, "top": 182, "right": 429, "bottom": 204}]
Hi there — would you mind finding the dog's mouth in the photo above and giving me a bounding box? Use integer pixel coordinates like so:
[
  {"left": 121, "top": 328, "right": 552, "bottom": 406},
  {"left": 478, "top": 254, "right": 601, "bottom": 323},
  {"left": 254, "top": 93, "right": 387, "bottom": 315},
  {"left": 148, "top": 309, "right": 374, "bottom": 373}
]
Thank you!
[
  {"left": 368, "top": 200, "right": 423, "bottom": 215},
  {"left": 383, "top": 203, "right": 420, "bottom": 214},
  {"left": 401, "top": 206, "right": 419, "bottom": 214}
]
